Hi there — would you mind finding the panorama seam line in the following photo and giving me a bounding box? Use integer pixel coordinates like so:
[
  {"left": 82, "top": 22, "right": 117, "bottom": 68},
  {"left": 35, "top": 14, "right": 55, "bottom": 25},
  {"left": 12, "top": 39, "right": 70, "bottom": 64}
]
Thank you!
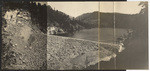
[
  {"left": 46, "top": 1, "right": 48, "bottom": 70},
  {"left": 98, "top": 2, "right": 101, "bottom": 70},
  {"left": 113, "top": 2, "right": 117, "bottom": 69}
]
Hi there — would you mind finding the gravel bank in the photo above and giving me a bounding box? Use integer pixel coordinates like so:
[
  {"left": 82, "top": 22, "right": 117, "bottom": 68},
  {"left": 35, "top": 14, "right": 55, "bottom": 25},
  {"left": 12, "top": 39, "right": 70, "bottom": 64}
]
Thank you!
[{"left": 47, "top": 35, "right": 123, "bottom": 70}]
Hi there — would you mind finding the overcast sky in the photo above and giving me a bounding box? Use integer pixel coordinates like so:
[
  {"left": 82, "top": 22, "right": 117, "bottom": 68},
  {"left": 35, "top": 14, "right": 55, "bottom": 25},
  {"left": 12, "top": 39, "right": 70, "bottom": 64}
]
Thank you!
[
  {"left": 48, "top": 2, "right": 143, "bottom": 17},
  {"left": 100, "top": 2, "right": 142, "bottom": 14}
]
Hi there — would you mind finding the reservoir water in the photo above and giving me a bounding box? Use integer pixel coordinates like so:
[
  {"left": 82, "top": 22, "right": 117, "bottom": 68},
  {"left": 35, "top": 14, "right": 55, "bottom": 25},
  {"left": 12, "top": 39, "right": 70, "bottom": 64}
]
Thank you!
[{"left": 72, "top": 28, "right": 128, "bottom": 43}]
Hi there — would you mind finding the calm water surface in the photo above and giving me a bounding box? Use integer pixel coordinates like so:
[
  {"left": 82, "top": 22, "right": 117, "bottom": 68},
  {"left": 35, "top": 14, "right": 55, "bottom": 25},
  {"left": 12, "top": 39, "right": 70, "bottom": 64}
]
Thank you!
[{"left": 72, "top": 28, "right": 128, "bottom": 43}]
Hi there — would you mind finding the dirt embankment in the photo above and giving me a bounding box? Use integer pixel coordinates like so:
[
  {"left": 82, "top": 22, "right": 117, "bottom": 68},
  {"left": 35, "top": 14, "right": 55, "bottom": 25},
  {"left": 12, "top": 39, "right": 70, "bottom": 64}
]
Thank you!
[
  {"left": 2, "top": 9, "right": 47, "bottom": 70},
  {"left": 47, "top": 35, "right": 123, "bottom": 70}
]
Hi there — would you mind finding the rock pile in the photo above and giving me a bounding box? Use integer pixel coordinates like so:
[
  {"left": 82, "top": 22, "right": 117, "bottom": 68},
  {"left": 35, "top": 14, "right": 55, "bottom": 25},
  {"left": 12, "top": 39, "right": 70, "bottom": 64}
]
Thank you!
[
  {"left": 47, "top": 35, "right": 124, "bottom": 70},
  {"left": 2, "top": 9, "right": 46, "bottom": 70}
]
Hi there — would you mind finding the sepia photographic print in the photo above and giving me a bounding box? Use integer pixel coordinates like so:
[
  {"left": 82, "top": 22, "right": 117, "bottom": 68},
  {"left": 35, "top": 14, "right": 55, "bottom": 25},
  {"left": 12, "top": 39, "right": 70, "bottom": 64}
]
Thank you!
[{"left": 1, "top": 1, "right": 148, "bottom": 70}]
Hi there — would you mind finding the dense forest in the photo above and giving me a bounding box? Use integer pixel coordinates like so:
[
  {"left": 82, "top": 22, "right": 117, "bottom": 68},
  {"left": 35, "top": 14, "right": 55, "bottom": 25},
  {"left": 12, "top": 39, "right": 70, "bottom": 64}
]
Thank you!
[
  {"left": 47, "top": 5, "right": 94, "bottom": 34},
  {"left": 77, "top": 11, "right": 147, "bottom": 30}
]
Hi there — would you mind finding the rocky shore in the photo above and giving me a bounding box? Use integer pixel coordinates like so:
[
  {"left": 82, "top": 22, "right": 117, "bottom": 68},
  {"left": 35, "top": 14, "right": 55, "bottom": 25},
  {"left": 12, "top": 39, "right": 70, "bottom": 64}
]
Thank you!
[{"left": 47, "top": 35, "right": 124, "bottom": 70}]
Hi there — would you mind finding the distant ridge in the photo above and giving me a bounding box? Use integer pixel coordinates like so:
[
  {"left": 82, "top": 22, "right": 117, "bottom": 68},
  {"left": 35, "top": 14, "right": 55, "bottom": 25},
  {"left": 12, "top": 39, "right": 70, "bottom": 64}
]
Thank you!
[{"left": 77, "top": 12, "right": 145, "bottom": 29}]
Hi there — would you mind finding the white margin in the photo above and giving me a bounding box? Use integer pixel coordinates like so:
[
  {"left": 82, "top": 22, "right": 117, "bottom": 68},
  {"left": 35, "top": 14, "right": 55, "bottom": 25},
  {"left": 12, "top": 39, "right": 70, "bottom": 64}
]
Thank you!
[{"left": 127, "top": 0, "right": 149, "bottom": 71}]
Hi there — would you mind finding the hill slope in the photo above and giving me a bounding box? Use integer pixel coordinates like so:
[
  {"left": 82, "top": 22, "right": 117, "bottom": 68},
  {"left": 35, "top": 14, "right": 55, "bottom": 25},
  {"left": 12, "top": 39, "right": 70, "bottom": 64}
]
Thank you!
[
  {"left": 2, "top": 2, "right": 47, "bottom": 70},
  {"left": 76, "top": 11, "right": 148, "bottom": 31},
  {"left": 47, "top": 5, "right": 88, "bottom": 35}
]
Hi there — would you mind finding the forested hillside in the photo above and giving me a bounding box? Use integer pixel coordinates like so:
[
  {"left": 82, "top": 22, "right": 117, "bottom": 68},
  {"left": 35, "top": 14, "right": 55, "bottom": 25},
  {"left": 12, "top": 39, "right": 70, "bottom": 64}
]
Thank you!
[
  {"left": 47, "top": 5, "right": 91, "bottom": 34},
  {"left": 76, "top": 12, "right": 145, "bottom": 29}
]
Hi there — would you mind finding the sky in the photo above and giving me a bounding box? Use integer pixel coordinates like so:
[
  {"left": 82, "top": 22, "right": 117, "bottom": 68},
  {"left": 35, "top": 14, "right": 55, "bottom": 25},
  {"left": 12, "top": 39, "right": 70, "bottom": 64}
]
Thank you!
[
  {"left": 48, "top": 1, "right": 143, "bottom": 17},
  {"left": 100, "top": 2, "right": 142, "bottom": 14},
  {"left": 48, "top": 2, "right": 99, "bottom": 17}
]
